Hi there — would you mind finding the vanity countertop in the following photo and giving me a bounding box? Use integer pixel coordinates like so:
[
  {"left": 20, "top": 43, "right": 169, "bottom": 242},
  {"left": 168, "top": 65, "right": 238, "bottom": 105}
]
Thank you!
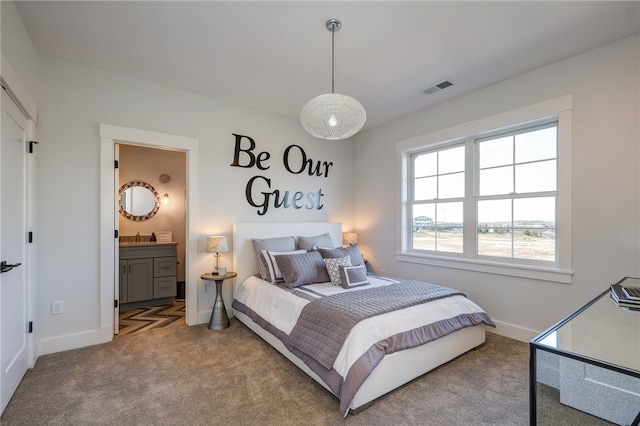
[{"left": 119, "top": 241, "right": 178, "bottom": 248}]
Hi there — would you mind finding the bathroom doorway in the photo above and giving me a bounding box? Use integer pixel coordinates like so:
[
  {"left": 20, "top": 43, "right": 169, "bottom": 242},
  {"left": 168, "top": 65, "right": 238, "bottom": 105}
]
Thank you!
[
  {"left": 116, "top": 144, "right": 187, "bottom": 335},
  {"left": 99, "top": 123, "right": 199, "bottom": 342}
]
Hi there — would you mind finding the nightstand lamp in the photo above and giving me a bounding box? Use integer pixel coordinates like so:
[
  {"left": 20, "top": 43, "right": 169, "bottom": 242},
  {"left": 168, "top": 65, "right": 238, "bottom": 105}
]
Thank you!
[
  {"left": 206, "top": 235, "right": 228, "bottom": 275},
  {"left": 343, "top": 232, "right": 358, "bottom": 247}
]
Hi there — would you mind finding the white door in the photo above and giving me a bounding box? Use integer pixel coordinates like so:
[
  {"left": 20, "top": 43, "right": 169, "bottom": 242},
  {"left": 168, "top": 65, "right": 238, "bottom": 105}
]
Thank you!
[
  {"left": 0, "top": 89, "right": 30, "bottom": 414},
  {"left": 114, "top": 143, "right": 120, "bottom": 334}
]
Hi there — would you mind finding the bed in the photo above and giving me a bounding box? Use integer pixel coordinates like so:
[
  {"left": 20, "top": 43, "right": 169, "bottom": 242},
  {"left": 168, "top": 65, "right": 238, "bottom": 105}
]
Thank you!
[{"left": 231, "top": 222, "right": 494, "bottom": 417}]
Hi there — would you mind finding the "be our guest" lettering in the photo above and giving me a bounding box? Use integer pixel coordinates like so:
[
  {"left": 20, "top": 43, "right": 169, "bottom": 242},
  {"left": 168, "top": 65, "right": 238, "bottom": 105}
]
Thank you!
[{"left": 230, "top": 134, "right": 333, "bottom": 216}]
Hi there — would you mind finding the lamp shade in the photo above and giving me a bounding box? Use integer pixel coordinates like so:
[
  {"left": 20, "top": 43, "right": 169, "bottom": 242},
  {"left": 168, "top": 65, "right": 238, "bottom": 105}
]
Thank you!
[
  {"left": 206, "top": 236, "right": 228, "bottom": 253},
  {"left": 342, "top": 232, "right": 358, "bottom": 246},
  {"left": 300, "top": 93, "right": 366, "bottom": 140}
]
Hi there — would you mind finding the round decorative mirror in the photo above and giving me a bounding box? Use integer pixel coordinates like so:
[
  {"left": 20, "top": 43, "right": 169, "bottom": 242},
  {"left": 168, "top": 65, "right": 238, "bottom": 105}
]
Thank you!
[{"left": 119, "top": 181, "right": 160, "bottom": 221}]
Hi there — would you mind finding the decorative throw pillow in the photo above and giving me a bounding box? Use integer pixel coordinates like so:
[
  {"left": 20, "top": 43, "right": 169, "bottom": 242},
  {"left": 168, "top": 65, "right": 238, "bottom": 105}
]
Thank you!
[
  {"left": 252, "top": 236, "right": 296, "bottom": 280},
  {"left": 339, "top": 265, "right": 369, "bottom": 289},
  {"left": 323, "top": 256, "right": 352, "bottom": 286},
  {"left": 260, "top": 249, "right": 306, "bottom": 283},
  {"left": 275, "top": 251, "right": 330, "bottom": 288},
  {"left": 318, "top": 244, "right": 365, "bottom": 268},
  {"left": 297, "top": 233, "right": 335, "bottom": 251}
]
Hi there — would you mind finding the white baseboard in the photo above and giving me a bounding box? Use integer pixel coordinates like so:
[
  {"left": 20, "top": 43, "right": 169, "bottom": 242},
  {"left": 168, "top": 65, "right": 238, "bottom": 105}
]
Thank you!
[
  {"left": 38, "top": 329, "right": 101, "bottom": 356},
  {"left": 35, "top": 315, "right": 539, "bottom": 357},
  {"left": 490, "top": 320, "right": 540, "bottom": 342}
]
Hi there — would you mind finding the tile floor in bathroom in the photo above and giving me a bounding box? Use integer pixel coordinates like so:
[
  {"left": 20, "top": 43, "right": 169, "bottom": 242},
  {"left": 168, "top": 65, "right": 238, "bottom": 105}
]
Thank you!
[{"left": 117, "top": 299, "right": 185, "bottom": 336}]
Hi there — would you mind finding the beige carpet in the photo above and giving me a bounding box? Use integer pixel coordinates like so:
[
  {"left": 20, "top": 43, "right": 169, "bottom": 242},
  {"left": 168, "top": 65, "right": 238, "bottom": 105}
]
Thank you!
[{"left": 1, "top": 320, "right": 610, "bottom": 425}]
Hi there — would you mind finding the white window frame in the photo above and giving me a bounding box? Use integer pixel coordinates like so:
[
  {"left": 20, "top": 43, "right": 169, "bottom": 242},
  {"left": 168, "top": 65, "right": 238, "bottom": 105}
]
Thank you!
[{"left": 397, "top": 96, "right": 573, "bottom": 284}]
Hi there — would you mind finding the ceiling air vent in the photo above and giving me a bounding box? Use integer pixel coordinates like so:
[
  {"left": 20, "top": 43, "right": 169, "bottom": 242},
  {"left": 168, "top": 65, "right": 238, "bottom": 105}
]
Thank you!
[{"left": 423, "top": 80, "right": 453, "bottom": 95}]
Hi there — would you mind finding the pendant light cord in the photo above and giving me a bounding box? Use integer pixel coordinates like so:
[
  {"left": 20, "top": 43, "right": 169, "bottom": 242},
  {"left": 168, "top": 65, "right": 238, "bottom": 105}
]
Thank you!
[{"left": 331, "top": 27, "right": 335, "bottom": 94}]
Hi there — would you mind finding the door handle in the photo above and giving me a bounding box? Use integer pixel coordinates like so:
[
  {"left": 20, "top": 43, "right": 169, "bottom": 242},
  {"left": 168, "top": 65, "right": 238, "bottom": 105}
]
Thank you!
[{"left": 1, "top": 261, "right": 22, "bottom": 274}]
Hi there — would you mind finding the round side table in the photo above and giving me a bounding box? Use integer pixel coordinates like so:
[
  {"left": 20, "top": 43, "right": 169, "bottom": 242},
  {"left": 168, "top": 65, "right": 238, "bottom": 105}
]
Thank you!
[{"left": 201, "top": 272, "right": 237, "bottom": 330}]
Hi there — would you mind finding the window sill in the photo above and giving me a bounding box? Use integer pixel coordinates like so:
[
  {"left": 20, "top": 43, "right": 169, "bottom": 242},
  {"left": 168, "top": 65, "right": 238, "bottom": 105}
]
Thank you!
[{"left": 396, "top": 252, "right": 573, "bottom": 284}]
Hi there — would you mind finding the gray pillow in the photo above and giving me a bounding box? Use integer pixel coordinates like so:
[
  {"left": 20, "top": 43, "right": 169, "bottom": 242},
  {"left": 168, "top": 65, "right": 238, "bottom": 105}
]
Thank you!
[
  {"left": 259, "top": 249, "right": 306, "bottom": 283},
  {"left": 297, "top": 233, "right": 334, "bottom": 251},
  {"left": 274, "top": 251, "right": 330, "bottom": 288},
  {"left": 339, "top": 265, "right": 370, "bottom": 289},
  {"left": 253, "top": 236, "right": 295, "bottom": 280},
  {"left": 318, "top": 244, "right": 365, "bottom": 268}
]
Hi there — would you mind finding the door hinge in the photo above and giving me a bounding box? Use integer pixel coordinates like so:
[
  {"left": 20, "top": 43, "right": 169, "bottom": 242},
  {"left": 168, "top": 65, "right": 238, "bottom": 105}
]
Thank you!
[
  {"left": 114, "top": 299, "right": 118, "bottom": 309},
  {"left": 28, "top": 231, "right": 33, "bottom": 243},
  {"left": 28, "top": 140, "right": 39, "bottom": 153},
  {"left": 28, "top": 321, "right": 33, "bottom": 333},
  {"left": 114, "top": 160, "right": 119, "bottom": 169},
  {"left": 115, "top": 229, "right": 119, "bottom": 239}
]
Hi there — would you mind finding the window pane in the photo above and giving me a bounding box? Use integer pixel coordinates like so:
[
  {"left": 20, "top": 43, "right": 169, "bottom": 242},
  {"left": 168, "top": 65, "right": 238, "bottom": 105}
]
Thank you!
[
  {"left": 515, "top": 127, "right": 556, "bottom": 163},
  {"left": 478, "top": 199, "right": 511, "bottom": 225},
  {"left": 436, "top": 202, "right": 463, "bottom": 253},
  {"left": 412, "top": 204, "right": 435, "bottom": 250},
  {"left": 514, "top": 197, "right": 555, "bottom": 226},
  {"left": 439, "top": 172, "right": 465, "bottom": 199},
  {"left": 513, "top": 229, "right": 555, "bottom": 261},
  {"left": 479, "top": 166, "right": 513, "bottom": 196},
  {"left": 514, "top": 197, "right": 556, "bottom": 260},
  {"left": 414, "top": 152, "right": 437, "bottom": 178},
  {"left": 436, "top": 202, "right": 463, "bottom": 225},
  {"left": 414, "top": 176, "right": 437, "bottom": 200},
  {"left": 515, "top": 160, "right": 556, "bottom": 193},
  {"left": 477, "top": 199, "right": 511, "bottom": 256},
  {"left": 439, "top": 146, "right": 465, "bottom": 174},
  {"left": 478, "top": 232, "right": 512, "bottom": 258},
  {"left": 479, "top": 136, "right": 513, "bottom": 168}
]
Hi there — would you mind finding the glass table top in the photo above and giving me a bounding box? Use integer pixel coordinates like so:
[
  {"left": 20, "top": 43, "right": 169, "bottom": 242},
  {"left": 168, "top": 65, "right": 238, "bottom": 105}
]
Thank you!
[{"left": 533, "top": 279, "right": 640, "bottom": 374}]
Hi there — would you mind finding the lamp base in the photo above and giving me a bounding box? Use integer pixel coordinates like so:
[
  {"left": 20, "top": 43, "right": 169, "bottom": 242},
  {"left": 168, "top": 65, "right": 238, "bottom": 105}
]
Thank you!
[{"left": 208, "top": 280, "right": 230, "bottom": 331}]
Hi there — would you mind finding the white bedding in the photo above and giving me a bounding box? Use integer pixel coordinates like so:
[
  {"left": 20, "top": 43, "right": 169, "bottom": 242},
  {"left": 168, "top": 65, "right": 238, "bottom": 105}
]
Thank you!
[{"left": 233, "top": 273, "right": 494, "bottom": 415}]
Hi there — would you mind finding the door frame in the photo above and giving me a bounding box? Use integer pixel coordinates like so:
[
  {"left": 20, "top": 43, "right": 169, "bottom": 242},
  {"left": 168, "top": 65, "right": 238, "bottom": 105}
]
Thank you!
[{"left": 99, "top": 124, "right": 199, "bottom": 342}]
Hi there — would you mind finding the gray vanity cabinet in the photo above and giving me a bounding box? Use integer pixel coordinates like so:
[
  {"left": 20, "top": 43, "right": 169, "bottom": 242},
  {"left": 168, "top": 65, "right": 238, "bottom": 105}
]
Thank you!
[
  {"left": 119, "top": 243, "right": 177, "bottom": 308},
  {"left": 154, "top": 257, "right": 177, "bottom": 298},
  {"left": 120, "top": 258, "right": 153, "bottom": 303}
]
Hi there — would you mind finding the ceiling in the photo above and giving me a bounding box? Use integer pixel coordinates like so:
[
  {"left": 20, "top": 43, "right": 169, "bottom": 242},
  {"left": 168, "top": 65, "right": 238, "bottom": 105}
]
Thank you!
[{"left": 14, "top": 1, "right": 640, "bottom": 130}]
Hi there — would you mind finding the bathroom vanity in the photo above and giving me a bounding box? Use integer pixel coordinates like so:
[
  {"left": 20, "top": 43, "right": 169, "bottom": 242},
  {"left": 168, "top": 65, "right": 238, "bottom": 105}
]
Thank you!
[{"left": 119, "top": 242, "right": 177, "bottom": 309}]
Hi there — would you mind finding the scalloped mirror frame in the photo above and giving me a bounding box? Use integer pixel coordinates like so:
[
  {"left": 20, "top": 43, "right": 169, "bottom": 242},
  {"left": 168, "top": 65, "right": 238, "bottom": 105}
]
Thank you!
[{"left": 118, "top": 180, "right": 161, "bottom": 221}]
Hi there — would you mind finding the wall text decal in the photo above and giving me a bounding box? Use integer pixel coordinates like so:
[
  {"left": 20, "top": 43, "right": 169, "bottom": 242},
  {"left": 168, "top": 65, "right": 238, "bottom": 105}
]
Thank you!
[{"left": 230, "top": 134, "right": 333, "bottom": 216}]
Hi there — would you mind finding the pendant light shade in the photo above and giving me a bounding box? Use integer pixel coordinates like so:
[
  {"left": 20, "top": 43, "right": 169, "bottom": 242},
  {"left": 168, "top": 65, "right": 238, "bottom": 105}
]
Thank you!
[
  {"left": 300, "top": 93, "right": 366, "bottom": 140},
  {"left": 300, "top": 19, "right": 366, "bottom": 140}
]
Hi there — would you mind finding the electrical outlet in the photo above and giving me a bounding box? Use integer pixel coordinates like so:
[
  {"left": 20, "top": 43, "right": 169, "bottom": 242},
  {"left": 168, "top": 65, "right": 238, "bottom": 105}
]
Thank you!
[{"left": 51, "top": 300, "right": 63, "bottom": 315}]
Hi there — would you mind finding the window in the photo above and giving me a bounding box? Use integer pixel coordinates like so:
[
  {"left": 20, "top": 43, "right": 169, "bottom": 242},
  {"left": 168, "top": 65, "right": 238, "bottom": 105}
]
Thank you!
[
  {"left": 476, "top": 123, "right": 557, "bottom": 261},
  {"left": 398, "top": 96, "right": 572, "bottom": 283},
  {"left": 412, "top": 145, "right": 465, "bottom": 253}
]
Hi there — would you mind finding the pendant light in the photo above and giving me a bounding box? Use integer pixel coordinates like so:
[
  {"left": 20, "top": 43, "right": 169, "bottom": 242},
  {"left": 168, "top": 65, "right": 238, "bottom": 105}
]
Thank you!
[
  {"left": 300, "top": 19, "right": 366, "bottom": 140},
  {"left": 159, "top": 173, "right": 171, "bottom": 206}
]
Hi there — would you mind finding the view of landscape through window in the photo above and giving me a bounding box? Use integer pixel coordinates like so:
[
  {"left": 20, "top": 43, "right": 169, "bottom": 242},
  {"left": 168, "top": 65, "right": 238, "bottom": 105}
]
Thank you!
[{"left": 411, "top": 124, "right": 557, "bottom": 262}]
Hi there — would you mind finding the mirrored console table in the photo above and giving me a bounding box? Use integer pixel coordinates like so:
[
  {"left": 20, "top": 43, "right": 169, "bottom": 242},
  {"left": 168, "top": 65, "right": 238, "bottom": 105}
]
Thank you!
[{"left": 530, "top": 280, "right": 640, "bottom": 425}]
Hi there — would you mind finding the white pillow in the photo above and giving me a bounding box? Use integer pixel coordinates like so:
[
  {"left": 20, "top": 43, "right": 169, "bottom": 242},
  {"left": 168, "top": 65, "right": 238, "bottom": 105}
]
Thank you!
[{"left": 260, "top": 249, "right": 306, "bottom": 283}]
